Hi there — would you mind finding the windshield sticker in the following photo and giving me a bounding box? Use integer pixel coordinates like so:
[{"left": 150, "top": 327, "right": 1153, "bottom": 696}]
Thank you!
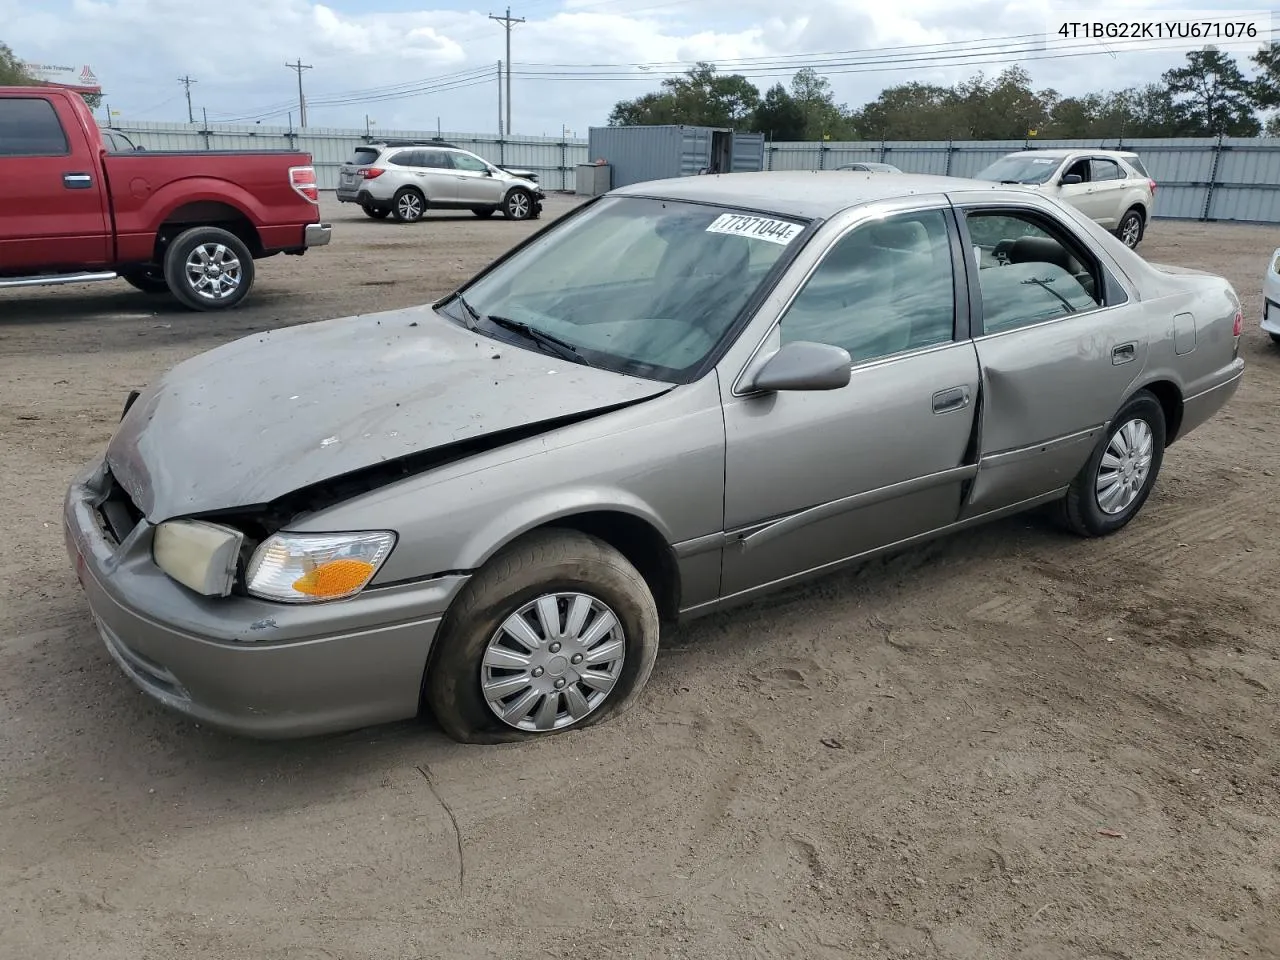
[
  {"left": 706, "top": 213, "right": 803, "bottom": 245},
  {"left": 1031, "top": 158, "right": 1055, "bottom": 164}
]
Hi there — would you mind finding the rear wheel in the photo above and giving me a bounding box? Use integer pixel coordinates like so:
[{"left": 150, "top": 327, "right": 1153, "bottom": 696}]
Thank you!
[
  {"left": 392, "top": 187, "right": 427, "bottom": 223},
  {"left": 424, "top": 529, "right": 660, "bottom": 744},
  {"left": 1058, "top": 390, "right": 1165, "bottom": 537},
  {"left": 1270, "top": 332, "right": 1280, "bottom": 344},
  {"left": 503, "top": 188, "right": 533, "bottom": 221},
  {"left": 162, "top": 226, "right": 255, "bottom": 311},
  {"left": 119, "top": 267, "right": 170, "bottom": 295},
  {"left": 362, "top": 204, "right": 389, "bottom": 219},
  {"left": 1117, "top": 208, "right": 1144, "bottom": 248}
]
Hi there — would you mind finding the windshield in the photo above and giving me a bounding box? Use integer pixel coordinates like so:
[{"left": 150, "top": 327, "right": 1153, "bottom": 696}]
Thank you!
[
  {"left": 973, "top": 155, "right": 1062, "bottom": 184},
  {"left": 450, "top": 196, "right": 809, "bottom": 382}
]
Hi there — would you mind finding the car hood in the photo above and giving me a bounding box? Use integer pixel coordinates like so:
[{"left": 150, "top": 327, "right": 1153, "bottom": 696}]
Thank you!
[
  {"left": 1148, "top": 262, "right": 1212, "bottom": 277},
  {"left": 106, "top": 306, "right": 671, "bottom": 522}
]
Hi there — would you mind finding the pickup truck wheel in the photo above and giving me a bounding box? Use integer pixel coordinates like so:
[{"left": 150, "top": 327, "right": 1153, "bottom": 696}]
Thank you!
[
  {"left": 424, "top": 529, "right": 660, "bottom": 745},
  {"left": 119, "top": 267, "right": 170, "bottom": 295},
  {"left": 163, "top": 226, "right": 255, "bottom": 311},
  {"left": 1058, "top": 390, "right": 1165, "bottom": 537},
  {"left": 392, "top": 188, "right": 427, "bottom": 223},
  {"left": 503, "top": 188, "right": 533, "bottom": 220},
  {"left": 362, "top": 204, "right": 390, "bottom": 219}
]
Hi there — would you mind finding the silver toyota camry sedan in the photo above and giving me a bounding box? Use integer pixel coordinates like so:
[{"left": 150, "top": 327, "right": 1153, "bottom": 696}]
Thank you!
[{"left": 64, "top": 172, "right": 1245, "bottom": 744}]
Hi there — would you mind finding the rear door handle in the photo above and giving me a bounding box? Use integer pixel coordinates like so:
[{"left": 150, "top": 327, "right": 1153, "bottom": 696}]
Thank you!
[
  {"left": 932, "top": 385, "right": 971, "bottom": 414},
  {"left": 63, "top": 172, "right": 93, "bottom": 189},
  {"left": 1112, "top": 341, "right": 1137, "bottom": 364}
]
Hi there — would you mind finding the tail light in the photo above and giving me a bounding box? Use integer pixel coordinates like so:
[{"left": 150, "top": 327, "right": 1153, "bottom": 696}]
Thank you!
[
  {"left": 288, "top": 165, "right": 319, "bottom": 204},
  {"left": 1232, "top": 310, "right": 1242, "bottom": 337},
  {"left": 1148, "top": 178, "right": 1157, "bottom": 195},
  {"left": 362, "top": 167, "right": 385, "bottom": 179}
]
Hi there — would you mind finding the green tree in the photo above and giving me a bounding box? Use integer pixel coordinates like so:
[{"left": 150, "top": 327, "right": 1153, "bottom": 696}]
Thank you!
[
  {"left": 1162, "top": 47, "right": 1259, "bottom": 135},
  {"left": 0, "top": 42, "right": 37, "bottom": 85},
  {"left": 851, "top": 81, "right": 958, "bottom": 139},
  {"left": 788, "top": 68, "right": 854, "bottom": 139},
  {"left": 1248, "top": 41, "right": 1280, "bottom": 109},
  {"left": 608, "top": 62, "right": 760, "bottom": 129},
  {"left": 752, "top": 83, "right": 806, "bottom": 140}
]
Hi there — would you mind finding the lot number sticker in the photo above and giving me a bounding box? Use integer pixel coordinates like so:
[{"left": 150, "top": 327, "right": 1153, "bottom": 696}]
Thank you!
[{"left": 706, "top": 213, "right": 803, "bottom": 245}]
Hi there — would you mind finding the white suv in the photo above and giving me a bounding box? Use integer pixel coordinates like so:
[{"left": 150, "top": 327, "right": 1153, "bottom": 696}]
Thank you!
[
  {"left": 972, "top": 149, "right": 1156, "bottom": 249},
  {"left": 336, "top": 140, "right": 544, "bottom": 223}
]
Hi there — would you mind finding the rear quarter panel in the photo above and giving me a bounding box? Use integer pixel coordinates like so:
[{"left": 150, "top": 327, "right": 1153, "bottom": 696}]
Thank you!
[{"left": 101, "top": 153, "right": 319, "bottom": 261}]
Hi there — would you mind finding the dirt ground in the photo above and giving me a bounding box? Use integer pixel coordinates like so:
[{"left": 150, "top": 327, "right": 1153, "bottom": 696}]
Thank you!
[{"left": 2, "top": 196, "right": 1278, "bottom": 960}]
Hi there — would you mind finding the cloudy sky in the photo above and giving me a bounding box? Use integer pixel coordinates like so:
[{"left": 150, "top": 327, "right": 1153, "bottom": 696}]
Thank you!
[{"left": 2, "top": 0, "right": 1273, "bottom": 136}]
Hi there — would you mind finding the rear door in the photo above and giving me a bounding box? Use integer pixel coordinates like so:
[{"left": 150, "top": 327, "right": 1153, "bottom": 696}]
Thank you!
[
  {"left": 952, "top": 196, "right": 1147, "bottom": 517},
  {"left": 449, "top": 150, "right": 505, "bottom": 205},
  {"left": 1087, "top": 157, "right": 1127, "bottom": 227},
  {"left": 718, "top": 202, "right": 982, "bottom": 598},
  {"left": 0, "top": 94, "right": 110, "bottom": 270}
]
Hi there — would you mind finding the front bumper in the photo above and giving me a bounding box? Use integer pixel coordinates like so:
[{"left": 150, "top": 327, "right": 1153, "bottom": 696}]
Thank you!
[
  {"left": 1262, "top": 295, "right": 1280, "bottom": 335},
  {"left": 304, "top": 222, "right": 332, "bottom": 248},
  {"left": 62, "top": 458, "right": 468, "bottom": 739}
]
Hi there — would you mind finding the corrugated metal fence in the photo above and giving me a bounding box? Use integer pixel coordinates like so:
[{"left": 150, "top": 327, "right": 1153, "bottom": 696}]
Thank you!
[{"left": 109, "top": 120, "right": 1280, "bottom": 224}]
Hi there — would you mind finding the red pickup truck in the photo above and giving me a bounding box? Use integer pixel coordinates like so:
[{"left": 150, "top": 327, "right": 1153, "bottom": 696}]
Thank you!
[{"left": 0, "top": 86, "right": 331, "bottom": 311}]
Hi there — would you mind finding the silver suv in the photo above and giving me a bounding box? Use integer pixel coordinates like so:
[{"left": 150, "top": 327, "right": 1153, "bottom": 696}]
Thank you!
[{"left": 336, "top": 140, "right": 544, "bottom": 223}]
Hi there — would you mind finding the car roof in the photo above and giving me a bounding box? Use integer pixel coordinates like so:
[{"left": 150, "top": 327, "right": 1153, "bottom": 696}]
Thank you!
[
  {"left": 1003, "top": 148, "right": 1139, "bottom": 159},
  {"left": 608, "top": 170, "right": 1007, "bottom": 220}
]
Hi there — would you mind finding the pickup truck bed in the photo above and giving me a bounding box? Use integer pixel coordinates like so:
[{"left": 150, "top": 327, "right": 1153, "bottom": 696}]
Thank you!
[{"left": 0, "top": 87, "right": 331, "bottom": 311}]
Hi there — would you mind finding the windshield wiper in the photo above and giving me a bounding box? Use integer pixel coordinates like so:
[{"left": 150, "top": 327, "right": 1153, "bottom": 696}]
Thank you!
[
  {"left": 483, "top": 314, "right": 590, "bottom": 366},
  {"left": 454, "top": 292, "right": 481, "bottom": 330}
]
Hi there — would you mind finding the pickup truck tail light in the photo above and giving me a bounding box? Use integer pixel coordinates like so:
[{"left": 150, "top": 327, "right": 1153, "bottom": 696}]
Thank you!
[
  {"left": 289, "top": 165, "right": 319, "bottom": 204},
  {"left": 362, "top": 167, "right": 385, "bottom": 179}
]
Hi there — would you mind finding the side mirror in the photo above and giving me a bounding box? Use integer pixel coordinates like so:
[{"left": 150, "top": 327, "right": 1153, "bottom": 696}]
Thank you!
[
  {"left": 745, "top": 340, "right": 852, "bottom": 392},
  {"left": 1061, "top": 173, "right": 1083, "bottom": 185}
]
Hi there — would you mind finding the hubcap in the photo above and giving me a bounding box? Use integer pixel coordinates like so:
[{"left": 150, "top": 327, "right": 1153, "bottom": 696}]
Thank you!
[
  {"left": 509, "top": 193, "right": 529, "bottom": 218},
  {"left": 1122, "top": 216, "right": 1140, "bottom": 246},
  {"left": 399, "top": 194, "right": 422, "bottom": 218},
  {"left": 183, "top": 243, "right": 241, "bottom": 300},
  {"left": 480, "top": 592, "right": 626, "bottom": 732},
  {"left": 1096, "top": 417, "right": 1154, "bottom": 514}
]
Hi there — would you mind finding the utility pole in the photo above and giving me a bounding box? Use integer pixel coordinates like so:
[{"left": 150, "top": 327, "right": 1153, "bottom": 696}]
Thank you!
[
  {"left": 178, "top": 75, "right": 197, "bottom": 123},
  {"left": 285, "top": 59, "right": 313, "bottom": 127},
  {"left": 496, "top": 60, "right": 503, "bottom": 136},
  {"left": 488, "top": 7, "right": 524, "bottom": 136}
]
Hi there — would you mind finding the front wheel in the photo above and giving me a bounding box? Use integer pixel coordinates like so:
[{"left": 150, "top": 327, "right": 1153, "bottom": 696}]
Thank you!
[
  {"left": 1117, "top": 209, "right": 1144, "bottom": 248},
  {"left": 1269, "top": 332, "right": 1280, "bottom": 344},
  {"left": 162, "top": 226, "right": 255, "bottom": 311},
  {"left": 424, "top": 529, "right": 661, "bottom": 744},
  {"left": 503, "top": 188, "right": 534, "bottom": 221},
  {"left": 1058, "top": 390, "right": 1166, "bottom": 537}
]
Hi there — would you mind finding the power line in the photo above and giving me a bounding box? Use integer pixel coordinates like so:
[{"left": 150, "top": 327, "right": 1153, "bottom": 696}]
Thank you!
[
  {"left": 286, "top": 59, "right": 313, "bottom": 127},
  {"left": 489, "top": 7, "right": 525, "bottom": 134},
  {"left": 177, "top": 75, "right": 197, "bottom": 123}
]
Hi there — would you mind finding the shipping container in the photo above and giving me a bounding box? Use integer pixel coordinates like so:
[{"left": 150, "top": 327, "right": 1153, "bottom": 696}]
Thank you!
[{"left": 585, "top": 125, "right": 766, "bottom": 189}]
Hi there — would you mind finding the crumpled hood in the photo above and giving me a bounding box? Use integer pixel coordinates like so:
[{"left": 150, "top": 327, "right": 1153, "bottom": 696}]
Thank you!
[{"left": 106, "top": 305, "right": 670, "bottom": 522}]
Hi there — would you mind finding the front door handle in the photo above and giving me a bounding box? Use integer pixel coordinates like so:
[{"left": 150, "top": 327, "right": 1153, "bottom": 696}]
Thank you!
[
  {"left": 932, "top": 385, "right": 971, "bottom": 414},
  {"left": 1112, "top": 342, "right": 1137, "bottom": 364},
  {"left": 63, "top": 172, "right": 93, "bottom": 189}
]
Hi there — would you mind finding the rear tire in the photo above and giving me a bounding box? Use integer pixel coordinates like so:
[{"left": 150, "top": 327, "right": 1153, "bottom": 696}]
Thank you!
[
  {"left": 119, "top": 267, "right": 170, "bottom": 295},
  {"left": 1270, "top": 332, "right": 1280, "bottom": 344},
  {"left": 424, "top": 529, "right": 660, "bottom": 745},
  {"left": 392, "top": 187, "right": 427, "bottom": 223},
  {"left": 162, "top": 226, "right": 255, "bottom": 312},
  {"left": 1116, "top": 208, "right": 1144, "bottom": 249},
  {"left": 1058, "top": 390, "right": 1165, "bottom": 537}
]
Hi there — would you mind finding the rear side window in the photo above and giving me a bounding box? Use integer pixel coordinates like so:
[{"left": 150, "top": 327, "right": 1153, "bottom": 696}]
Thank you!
[
  {"left": 1091, "top": 158, "right": 1122, "bottom": 181},
  {"left": 420, "top": 151, "right": 453, "bottom": 169},
  {"left": 349, "top": 147, "right": 379, "bottom": 166},
  {"left": 0, "top": 98, "right": 70, "bottom": 157},
  {"left": 385, "top": 149, "right": 419, "bottom": 166},
  {"left": 1123, "top": 155, "right": 1150, "bottom": 178}
]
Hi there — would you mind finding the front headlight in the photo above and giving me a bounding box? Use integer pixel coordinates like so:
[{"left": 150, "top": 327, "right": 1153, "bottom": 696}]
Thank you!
[{"left": 245, "top": 531, "right": 396, "bottom": 603}]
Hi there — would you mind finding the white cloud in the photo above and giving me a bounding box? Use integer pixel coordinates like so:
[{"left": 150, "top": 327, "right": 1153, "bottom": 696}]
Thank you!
[{"left": 1, "top": 0, "right": 1264, "bottom": 136}]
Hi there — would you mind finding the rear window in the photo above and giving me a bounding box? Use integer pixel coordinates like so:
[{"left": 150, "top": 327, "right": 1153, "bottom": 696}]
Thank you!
[
  {"left": 0, "top": 97, "right": 70, "bottom": 157},
  {"left": 1123, "top": 155, "right": 1150, "bottom": 178},
  {"left": 348, "top": 147, "right": 379, "bottom": 166}
]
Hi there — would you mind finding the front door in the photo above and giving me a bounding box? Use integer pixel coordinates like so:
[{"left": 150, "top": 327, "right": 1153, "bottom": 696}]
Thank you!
[
  {"left": 450, "top": 152, "right": 506, "bottom": 205},
  {"left": 719, "top": 206, "right": 981, "bottom": 599},
  {"left": 955, "top": 200, "right": 1148, "bottom": 516},
  {"left": 0, "top": 95, "right": 110, "bottom": 271}
]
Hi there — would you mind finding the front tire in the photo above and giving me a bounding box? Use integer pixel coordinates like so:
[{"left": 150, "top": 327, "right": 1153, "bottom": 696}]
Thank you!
[
  {"left": 424, "top": 529, "right": 660, "bottom": 744},
  {"left": 1059, "top": 390, "right": 1166, "bottom": 537},
  {"left": 1117, "top": 208, "right": 1144, "bottom": 249},
  {"left": 162, "top": 226, "right": 255, "bottom": 311},
  {"left": 392, "top": 187, "right": 427, "bottom": 223},
  {"left": 1269, "top": 332, "right": 1280, "bottom": 344},
  {"left": 503, "top": 188, "right": 534, "bottom": 221}
]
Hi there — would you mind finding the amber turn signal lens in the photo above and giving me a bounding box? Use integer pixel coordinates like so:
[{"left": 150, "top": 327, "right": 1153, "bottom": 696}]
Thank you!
[{"left": 292, "top": 558, "right": 377, "bottom": 597}]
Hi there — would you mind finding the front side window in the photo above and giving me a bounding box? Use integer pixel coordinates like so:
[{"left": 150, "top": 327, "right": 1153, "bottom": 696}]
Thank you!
[
  {"left": 778, "top": 209, "right": 957, "bottom": 364},
  {"left": 453, "top": 197, "right": 809, "bottom": 381},
  {"left": 0, "top": 98, "right": 69, "bottom": 157},
  {"left": 965, "top": 210, "right": 1102, "bottom": 335},
  {"left": 451, "top": 152, "right": 490, "bottom": 173}
]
